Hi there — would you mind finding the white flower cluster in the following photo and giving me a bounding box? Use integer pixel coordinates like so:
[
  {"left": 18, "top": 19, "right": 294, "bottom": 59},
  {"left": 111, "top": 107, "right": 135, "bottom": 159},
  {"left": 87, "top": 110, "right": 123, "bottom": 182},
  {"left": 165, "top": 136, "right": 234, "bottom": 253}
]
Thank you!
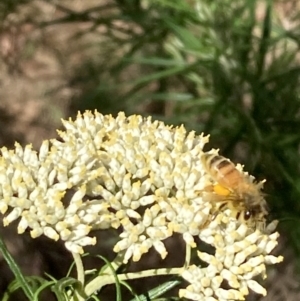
[
  {"left": 180, "top": 212, "right": 282, "bottom": 300},
  {"left": 0, "top": 111, "right": 282, "bottom": 300},
  {"left": 0, "top": 111, "right": 208, "bottom": 253}
]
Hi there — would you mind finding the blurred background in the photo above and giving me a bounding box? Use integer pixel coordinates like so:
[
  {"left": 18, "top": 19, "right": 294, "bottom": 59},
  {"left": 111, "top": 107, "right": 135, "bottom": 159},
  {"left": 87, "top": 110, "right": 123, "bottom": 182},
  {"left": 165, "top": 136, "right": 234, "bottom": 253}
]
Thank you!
[{"left": 0, "top": 0, "right": 300, "bottom": 300}]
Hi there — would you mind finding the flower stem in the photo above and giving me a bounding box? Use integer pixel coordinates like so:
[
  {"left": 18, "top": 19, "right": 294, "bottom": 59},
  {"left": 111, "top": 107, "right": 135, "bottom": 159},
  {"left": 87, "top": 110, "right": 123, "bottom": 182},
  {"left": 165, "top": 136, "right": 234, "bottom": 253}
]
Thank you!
[
  {"left": 0, "top": 235, "right": 34, "bottom": 300},
  {"left": 84, "top": 267, "right": 184, "bottom": 296}
]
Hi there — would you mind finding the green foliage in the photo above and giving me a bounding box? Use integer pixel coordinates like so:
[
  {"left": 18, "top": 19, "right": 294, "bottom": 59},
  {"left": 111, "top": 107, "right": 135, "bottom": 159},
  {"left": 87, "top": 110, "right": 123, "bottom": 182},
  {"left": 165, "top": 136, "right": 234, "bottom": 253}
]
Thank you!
[{"left": 0, "top": 240, "right": 183, "bottom": 301}]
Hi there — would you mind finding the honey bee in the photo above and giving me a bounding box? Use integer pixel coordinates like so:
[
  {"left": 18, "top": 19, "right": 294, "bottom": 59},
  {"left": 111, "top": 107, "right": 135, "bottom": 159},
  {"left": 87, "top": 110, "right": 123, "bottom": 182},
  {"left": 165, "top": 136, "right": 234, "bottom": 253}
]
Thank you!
[{"left": 201, "top": 152, "right": 268, "bottom": 230}]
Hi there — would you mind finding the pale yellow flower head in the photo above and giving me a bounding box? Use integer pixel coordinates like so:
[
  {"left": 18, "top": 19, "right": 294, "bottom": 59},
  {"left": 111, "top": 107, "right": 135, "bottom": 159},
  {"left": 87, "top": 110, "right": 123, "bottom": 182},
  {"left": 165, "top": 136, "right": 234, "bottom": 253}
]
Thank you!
[{"left": 0, "top": 111, "right": 283, "bottom": 300}]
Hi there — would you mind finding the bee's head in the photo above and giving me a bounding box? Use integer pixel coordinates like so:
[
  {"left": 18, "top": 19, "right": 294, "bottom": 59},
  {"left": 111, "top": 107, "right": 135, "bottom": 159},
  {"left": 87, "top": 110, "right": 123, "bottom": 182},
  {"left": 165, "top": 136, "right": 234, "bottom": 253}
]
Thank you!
[
  {"left": 242, "top": 191, "right": 269, "bottom": 215},
  {"left": 238, "top": 205, "right": 268, "bottom": 231}
]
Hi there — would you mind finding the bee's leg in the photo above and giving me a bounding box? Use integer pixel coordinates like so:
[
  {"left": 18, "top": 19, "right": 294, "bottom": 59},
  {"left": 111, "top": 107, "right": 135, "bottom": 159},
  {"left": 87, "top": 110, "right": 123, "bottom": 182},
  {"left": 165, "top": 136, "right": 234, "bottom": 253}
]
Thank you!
[
  {"left": 195, "top": 185, "right": 231, "bottom": 230},
  {"left": 197, "top": 193, "right": 225, "bottom": 230}
]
